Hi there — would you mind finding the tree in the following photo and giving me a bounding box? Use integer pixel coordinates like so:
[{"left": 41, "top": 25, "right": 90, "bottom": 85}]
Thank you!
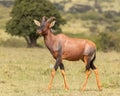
[{"left": 6, "top": 0, "right": 65, "bottom": 47}]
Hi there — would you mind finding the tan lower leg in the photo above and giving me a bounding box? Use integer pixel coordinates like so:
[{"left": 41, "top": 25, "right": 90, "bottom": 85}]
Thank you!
[
  {"left": 47, "top": 69, "right": 56, "bottom": 90},
  {"left": 81, "top": 70, "right": 91, "bottom": 91},
  {"left": 61, "top": 70, "right": 69, "bottom": 90},
  {"left": 94, "top": 69, "right": 102, "bottom": 91}
]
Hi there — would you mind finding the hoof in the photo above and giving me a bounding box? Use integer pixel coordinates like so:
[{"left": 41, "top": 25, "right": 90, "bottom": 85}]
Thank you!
[
  {"left": 80, "top": 87, "right": 86, "bottom": 92},
  {"left": 64, "top": 85, "right": 69, "bottom": 91},
  {"left": 99, "top": 87, "right": 102, "bottom": 91},
  {"left": 65, "top": 87, "right": 69, "bottom": 91},
  {"left": 47, "top": 85, "right": 52, "bottom": 91},
  {"left": 80, "top": 89, "right": 85, "bottom": 92},
  {"left": 98, "top": 84, "right": 102, "bottom": 91}
]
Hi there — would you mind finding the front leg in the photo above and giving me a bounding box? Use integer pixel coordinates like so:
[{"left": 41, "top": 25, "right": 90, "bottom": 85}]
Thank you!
[
  {"left": 60, "top": 63, "right": 69, "bottom": 90},
  {"left": 48, "top": 42, "right": 62, "bottom": 90},
  {"left": 47, "top": 56, "right": 61, "bottom": 90}
]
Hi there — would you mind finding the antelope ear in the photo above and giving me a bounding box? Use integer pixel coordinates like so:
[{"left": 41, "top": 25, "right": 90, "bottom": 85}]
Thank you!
[
  {"left": 49, "top": 20, "right": 56, "bottom": 28},
  {"left": 33, "top": 19, "right": 41, "bottom": 26}
]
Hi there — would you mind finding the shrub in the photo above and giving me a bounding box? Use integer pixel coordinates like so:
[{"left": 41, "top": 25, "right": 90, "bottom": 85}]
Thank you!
[
  {"left": 80, "top": 11, "right": 104, "bottom": 21},
  {"left": 96, "top": 32, "right": 120, "bottom": 52}
]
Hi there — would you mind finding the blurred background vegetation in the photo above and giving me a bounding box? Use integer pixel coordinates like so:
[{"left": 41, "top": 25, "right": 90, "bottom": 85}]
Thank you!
[{"left": 0, "top": 0, "right": 120, "bottom": 51}]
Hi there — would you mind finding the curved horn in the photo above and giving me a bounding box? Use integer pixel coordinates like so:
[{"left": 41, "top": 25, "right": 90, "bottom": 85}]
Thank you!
[
  {"left": 42, "top": 16, "right": 48, "bottom": 22},
  {"left": 47, "top": 16, "right": 56, "bottom": 22}
]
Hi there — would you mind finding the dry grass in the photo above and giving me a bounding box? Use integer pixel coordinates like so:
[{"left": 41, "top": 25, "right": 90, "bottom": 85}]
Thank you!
[
  {"left": 0, "top": 1, "right": 120, "bottom": 95},
  {"left": 0, "top": 47, "right": 120, "bottom": 96}
]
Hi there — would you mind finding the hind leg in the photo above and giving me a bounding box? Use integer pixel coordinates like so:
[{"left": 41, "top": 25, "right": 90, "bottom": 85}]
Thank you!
[
  {"left": 81, "top": 56, "right": 91, "bottom": 91},
  {"left": 90, "top": 63, "right": 102, "bottom": 91}
]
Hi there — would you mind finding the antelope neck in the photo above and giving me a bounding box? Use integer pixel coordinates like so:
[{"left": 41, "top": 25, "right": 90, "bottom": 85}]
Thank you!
[{"left": 44, "top": 29, "right": 56, "bottom": 51}]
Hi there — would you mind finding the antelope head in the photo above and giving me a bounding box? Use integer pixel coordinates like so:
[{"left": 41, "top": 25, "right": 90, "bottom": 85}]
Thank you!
[{"left": 34, "top": 16, "right": 56, "bottom": 35}]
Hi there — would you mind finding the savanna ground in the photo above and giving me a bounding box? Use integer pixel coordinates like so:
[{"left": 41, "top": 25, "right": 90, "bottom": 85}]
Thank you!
[
  {"left": 0, "top": 0, "right": 120, "bottom": 96},
  {"left": 0, "top": 47, "right": 120, "bottom": 96}
]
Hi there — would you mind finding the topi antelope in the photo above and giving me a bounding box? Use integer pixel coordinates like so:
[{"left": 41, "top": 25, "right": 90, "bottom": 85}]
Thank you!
[{"left": 34, "top": 16, "right": 102, "bottom": 91}]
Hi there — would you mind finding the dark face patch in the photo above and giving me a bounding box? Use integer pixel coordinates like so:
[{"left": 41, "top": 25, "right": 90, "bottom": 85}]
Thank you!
[
  {"left": 36, "top": 22, "right": 48, "bottom": 35},
  {"left": 38, "top": 22, "right": 46, "bottom": 31}
]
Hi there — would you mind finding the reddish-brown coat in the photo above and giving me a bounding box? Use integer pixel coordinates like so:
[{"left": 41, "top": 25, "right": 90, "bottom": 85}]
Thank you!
[{"left": 44, "top": 30, "right": 96, "bottom": 61}]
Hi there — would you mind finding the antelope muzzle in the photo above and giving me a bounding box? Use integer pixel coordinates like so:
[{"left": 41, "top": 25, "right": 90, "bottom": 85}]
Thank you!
[{"left": 36, "top": 29, "right": 42, "bottom": 35}]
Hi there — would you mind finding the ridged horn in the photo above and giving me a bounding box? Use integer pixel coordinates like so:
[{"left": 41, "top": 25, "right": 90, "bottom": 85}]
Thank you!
[
  {"left": 47, "top": 16, "right": 56, "bottom": 22},
  {"left": 42, "top": 16, "right": 48, "bottom": 22}
]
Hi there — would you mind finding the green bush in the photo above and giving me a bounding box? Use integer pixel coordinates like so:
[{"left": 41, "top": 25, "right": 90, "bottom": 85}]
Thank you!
[
  {"left": 95, "top": 32, "right": 120, "bottom": 52},
  {"left": 80, "top": 11, "right": 104, "bottom": 21},
  {"left": 106, "top": 22, "right": 120, "bottom": 32}
]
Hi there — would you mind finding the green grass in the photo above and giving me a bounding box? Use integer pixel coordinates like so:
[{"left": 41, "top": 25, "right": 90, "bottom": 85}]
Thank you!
[{"left": 0, "top": 47, "right": 120, "bottom": 96}]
